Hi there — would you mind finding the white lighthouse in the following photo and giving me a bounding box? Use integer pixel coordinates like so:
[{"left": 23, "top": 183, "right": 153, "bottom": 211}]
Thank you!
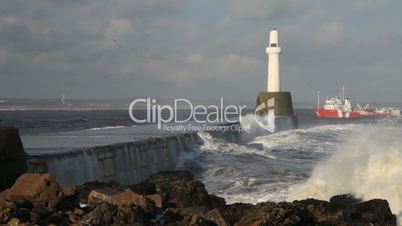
[
  {"left": 255, "top": 28, "right": 298, "bottom": 132},
  {"left": 266, "top": 29, "right": 281, "bottom": 92}
]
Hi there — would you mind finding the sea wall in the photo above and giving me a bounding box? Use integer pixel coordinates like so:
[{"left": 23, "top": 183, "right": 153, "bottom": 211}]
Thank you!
[
  {"left": 0, "top": 126, "right": 28, "bottom": 190},
  {"left": 27, "top": 133, "right": 199, "bottom": 187}
]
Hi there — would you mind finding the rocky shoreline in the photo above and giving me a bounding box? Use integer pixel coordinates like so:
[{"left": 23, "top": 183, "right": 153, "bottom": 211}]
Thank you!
[{"left": 0, "top": 170, "right": 397, "bottom": 226}]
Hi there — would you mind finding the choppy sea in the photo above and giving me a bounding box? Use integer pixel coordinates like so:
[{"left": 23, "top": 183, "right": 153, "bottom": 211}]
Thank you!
[{"left": 2, "top": 103, "right": 402, "bottom": 220}]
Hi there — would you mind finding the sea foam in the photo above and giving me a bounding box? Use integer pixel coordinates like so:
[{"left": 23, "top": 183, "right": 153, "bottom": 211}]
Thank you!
[{"left": 288, "top": 125, "right": 402, "bottom": 222}]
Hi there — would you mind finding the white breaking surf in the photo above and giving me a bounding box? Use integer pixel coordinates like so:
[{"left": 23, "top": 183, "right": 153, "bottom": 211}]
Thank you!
[
  {"left": 288, "top": 125, "right": 402, "bottom": 223},
  {"left": 188, "top": 116, "right": 357, "bottom": 204}
]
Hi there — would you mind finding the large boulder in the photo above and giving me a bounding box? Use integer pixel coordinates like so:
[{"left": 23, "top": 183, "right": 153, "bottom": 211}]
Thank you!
[
  {"left": 297, "top": 195, "right": 396, "bottom": 225},
  {"left": 76, "top": 181, "right": 124, "bottom": 205},
  {"left": 9, "top": 173, "right": 63, "bottom": 208},
  {"left": 88, "top": 188, "right": 151, "bottom": 210},
  {"left": 350, "top": 199, "right": 396, "bottom": 225},
  {"left": 0, "top": 127, "right": 27, "bottom": 191},
  {"left": 329, "top": 194, "right": 361, "bottom": 208},
  {"left": 131, "top": 171, "right": 225, "bottom": 209}
]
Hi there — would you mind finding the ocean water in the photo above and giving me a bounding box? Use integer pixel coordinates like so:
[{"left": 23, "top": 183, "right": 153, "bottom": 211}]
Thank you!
[
  {"left": 2, "top": 107, "right": 402, "bottom": 220},
  {"left": 181, "top": 114, "right": 400, "bottom": 203},
  {"left": 0, "top": 110, "right": 136, "bottom": 135},
  {"left": 178, "top": 112, "right": 402, "bottom": 222}
]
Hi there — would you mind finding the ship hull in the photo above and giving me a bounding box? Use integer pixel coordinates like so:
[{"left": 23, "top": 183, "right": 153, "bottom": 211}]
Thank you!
[{"left": 315, "top": 108, "right": 389, "bottom": 119}]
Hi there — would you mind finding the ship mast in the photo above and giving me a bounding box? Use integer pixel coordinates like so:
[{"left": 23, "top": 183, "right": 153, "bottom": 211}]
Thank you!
[
  {"left": 61, "top": 94, "right": 65, "bottom": 105},
  {"left": 342, "top": 85, "right": 345, "bottom": 102}
]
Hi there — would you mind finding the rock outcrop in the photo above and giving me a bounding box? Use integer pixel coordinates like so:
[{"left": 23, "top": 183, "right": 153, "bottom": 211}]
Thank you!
[
  {"left": 0, "top": 171, "right": 397, "bottom": 226},
  {"left": 0, "top": 126, "right": 27, "bottom": 191},
  {"left": 233, "top": 196, "right": 396, "bottom": 226},
  {"left": 130, "top": 170, "right": 226, "bottom": 209},
  {"left": 88, "top": 188, "right": 152, "bottom": 210},
  {"left": 9, "top": 173, "right": 63, "bottom": 208}
]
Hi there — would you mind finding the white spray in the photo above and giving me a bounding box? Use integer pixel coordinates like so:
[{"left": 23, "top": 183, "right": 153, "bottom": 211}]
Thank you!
[{"left": 288, "top": 125, "right": 402, "bottom": 222}]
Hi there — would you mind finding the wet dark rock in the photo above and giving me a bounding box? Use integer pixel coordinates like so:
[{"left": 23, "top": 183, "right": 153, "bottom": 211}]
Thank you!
[
  {"left": 350, "top": 199, "right": 396, "bottom": 225},
  {"left": 88, "top": 202, "right": 117, "bottom": 226},
  {"left": 0, "top": 126, "right": 27, "bottom": 191},
  {"left": 0, "top": 171, "right": 397, "bottom": 226},
  {"left": 165, "top": 214, "right": 217, "bottom": 226},
  {"left": 163, "top": 206, "right": 237, "bottom": 226},
  {"left": 204, "top": 208, "right": 230, "bottom": 226},
  {"left": 131, "top": 171, "right": 226, "bottom": 209},
  {"left": 161, "top": 207, "right": 226, "bottom": 225},
  {"left": 56, "top": 196, "right": 76, "bottom": 212},
  {"left": 76, "top": 180, "right": 124, "bottom": 205},
  {"left": 219, "top": 203, "right": 254, "bottom": 225},
  {"left": 330, "top": 193, "right": 362, "bottom": 208},
  {"left": 234, "top": 201, "right": 309, "bottom": 226},
  {"left": 30, "top": 205, "right": 52, "bottom": 223},
  {"left": 36, "top": 212, "right": 64, "bottom": 225},
  {"left": 13, "top": 198, "right": 33, "bottom": 209},
  {"left": 162, "top": 208, "right": 185, "bottom": 224},
  {"left": 57, "top": 185, "right": 79, "bottom": 211},
  {"left": 165, "top": 207, "right": 209, "bottom": 216},
  {"left": 208, "top": 194, "right": 226, "bottom": 209},
  {"left": 85, "top": 202, "right": 150, "bottom": 226},
  {"left": 10, "top": 207, "right": 31, "bottom": 223},
  {"left": 114, "top": 205, "right": 149, "bottom": 225},
  {"left": 297, "top": 197, "right": 397, "bottom": 226},
  {"left": 296, "top": 198, "right": 342, "bottom": 224}
]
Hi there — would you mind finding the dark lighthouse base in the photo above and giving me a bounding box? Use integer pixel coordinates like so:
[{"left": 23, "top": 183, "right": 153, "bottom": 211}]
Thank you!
[{"left": 255, "top": 92, "right": 298, "bottom": 132}]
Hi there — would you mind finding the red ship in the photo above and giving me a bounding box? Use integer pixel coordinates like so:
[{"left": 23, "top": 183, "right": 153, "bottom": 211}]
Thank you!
[{"left": 314, "top": 96, "right": 391, "bottom": 119}]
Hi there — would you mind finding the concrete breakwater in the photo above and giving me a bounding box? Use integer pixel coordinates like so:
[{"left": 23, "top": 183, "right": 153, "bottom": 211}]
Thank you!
[
  {"left": 3, "top": 122, "right": 240, "bottom": 189},
  {"left": 0, "top": 127, "right": 28, "bottom": 190},
  {"left": 27, "top": 133, "right": 200, "bottom": 187}
]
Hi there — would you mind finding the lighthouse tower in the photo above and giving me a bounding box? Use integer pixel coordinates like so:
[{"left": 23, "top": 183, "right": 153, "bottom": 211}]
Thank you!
[
  {"left": 266, "top": 29, "right": 281, "bottom": 92},
  {"left": 255, "top": 28, "right": 298, "bottom": 132}
]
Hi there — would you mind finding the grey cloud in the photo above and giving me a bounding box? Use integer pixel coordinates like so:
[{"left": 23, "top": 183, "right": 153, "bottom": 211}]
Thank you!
[
  {"left": 227, "top": 0, "right": 306, "bottom": 21},
  {"left": 0, "top": 0, "right": 402, "bottom": 105}
]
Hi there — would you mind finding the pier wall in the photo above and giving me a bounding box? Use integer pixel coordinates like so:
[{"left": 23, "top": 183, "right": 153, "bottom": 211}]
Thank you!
[
  {"left": 27, "top": 133, "right": 199, "bottom": 187},
  {"left": 0, "top": 126, "right": 27, "bottom": 190}
]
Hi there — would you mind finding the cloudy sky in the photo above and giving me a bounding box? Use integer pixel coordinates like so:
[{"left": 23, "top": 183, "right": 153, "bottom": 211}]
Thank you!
[{"left": 1, "top": 0, "right": 402, "bottom": 104}]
